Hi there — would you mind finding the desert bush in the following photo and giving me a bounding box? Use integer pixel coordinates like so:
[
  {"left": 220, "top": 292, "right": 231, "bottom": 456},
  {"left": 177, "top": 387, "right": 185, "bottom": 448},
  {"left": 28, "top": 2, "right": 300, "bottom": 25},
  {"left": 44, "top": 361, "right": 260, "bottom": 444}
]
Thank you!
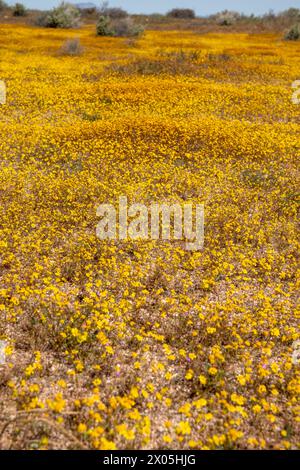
[
  {"left": 284, "top": 23, "right": 300, "bottom": 40},
  {"left": 111, "top": 17, "right": 143, "bottom": 37},
  {"left": 166, "top": 8, "right": 195, "bottom": 19},
  {"left": 96, "top": 16, "right": 143, "bottom": 37},
  {"left": 0, "top": 0, "right": 7, "bottom": 11},
  {"left": 12, "top": 3, "right": 27, "bottom": 17},
  {"left": 59, "top": 38, "right": 83, "bottom": 55},
  {"left": 37, "top": 2, "right": 81, "bottom": 29},
  {"left": 214, "top": 10, "right": 241, "bottom": 26},
  {"left": 96, "top": 15, "right": 114, "bottom": 36}
]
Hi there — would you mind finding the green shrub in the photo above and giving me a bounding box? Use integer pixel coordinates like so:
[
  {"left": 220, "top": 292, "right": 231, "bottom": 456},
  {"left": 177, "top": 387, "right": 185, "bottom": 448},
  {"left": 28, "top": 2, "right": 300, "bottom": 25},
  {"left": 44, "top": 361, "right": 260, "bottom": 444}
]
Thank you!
[
  {"left": 96, "top": 15, "right": 114, "bottom": 36},
  {"left": 284, "top": 23, "right": 300, "bottom": 40},
  {"left": 166, "top": 8, "right": 195, "bottom": 19},
  {"left": 111, "top": 17, "right": 144, "bottom": 37},
  {"left": 96, "top": 16, "right": 143, "bottom": 37},
  {"left": 37, "top": 2, "right": 81, "bottom": 29},
  {"left": 13, "top": 3, "right": 27, "bottom": 17}
]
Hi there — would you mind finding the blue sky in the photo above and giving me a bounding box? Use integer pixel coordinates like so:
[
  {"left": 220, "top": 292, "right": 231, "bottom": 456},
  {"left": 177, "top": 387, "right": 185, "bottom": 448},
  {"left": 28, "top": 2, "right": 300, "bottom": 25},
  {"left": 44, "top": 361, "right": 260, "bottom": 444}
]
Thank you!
[{"left": 9, "top": 1, "right": 300, "bottom": 16}]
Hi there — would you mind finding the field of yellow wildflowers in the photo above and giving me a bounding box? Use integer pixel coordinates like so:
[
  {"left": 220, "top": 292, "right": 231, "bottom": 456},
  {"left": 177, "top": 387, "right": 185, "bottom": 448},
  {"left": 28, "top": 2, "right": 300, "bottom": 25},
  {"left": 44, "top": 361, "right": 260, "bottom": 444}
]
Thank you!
[{"left": 0, "top": 23, "right": 299, "bottom": 450}]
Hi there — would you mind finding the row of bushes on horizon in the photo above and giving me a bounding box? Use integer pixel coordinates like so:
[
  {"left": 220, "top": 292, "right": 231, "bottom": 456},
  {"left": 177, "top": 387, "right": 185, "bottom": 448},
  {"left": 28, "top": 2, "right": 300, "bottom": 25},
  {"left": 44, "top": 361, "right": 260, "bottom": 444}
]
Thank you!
[
  {"left": 0, "top": 2, "right": 300, "bottom": 40},
  {"left": 1, "top": 1, "right": 300, "bottom": 23},
  {"left": 34, "top": 2, "right": 144, "bottom": 37}
]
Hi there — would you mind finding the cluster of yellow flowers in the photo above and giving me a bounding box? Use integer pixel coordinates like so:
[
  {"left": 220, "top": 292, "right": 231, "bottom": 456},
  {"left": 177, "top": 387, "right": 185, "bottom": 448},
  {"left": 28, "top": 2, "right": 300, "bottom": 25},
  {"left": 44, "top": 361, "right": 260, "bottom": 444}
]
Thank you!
[{"left": 0, "top": 24, "right": 299, "bottom": 449}]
